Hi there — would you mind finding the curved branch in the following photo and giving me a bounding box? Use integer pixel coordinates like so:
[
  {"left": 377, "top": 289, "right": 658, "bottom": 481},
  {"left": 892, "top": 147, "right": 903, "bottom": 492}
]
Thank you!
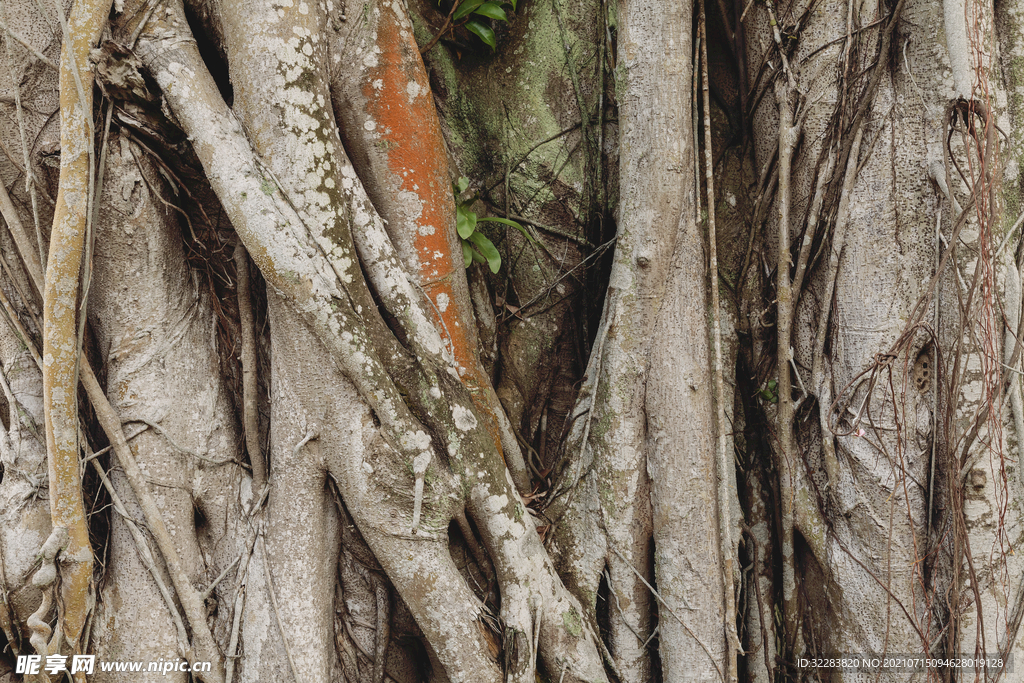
[
  {"left": 328, "top": 2, "right": 531, "bottom": 494},
  {"left": 134, "top": 6, "right": 503, "bottom": 681}
]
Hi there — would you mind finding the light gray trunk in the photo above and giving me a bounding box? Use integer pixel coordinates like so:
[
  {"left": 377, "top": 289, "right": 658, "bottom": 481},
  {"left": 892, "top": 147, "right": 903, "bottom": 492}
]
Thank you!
[{"left": 87, "top": 140, "right": 247, "bottom": 680}]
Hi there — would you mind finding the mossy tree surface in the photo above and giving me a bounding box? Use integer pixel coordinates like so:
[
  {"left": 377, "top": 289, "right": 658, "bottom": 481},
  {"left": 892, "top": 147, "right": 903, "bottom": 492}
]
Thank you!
[{"left": 0, "top": 0, "right": 1023, "bottom": 680}]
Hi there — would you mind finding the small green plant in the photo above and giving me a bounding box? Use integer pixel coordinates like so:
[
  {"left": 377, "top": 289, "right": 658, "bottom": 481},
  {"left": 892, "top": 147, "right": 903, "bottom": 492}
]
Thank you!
[
  {"left": 453, "top": 177, "right": 533, "bottom": 273},
  {"left": 758, "top": 378, "right": 779, "bottom": 404},
  {"left": 421, "top": 0, "right": 516, "bottom": 53},
  {"left": 452, "top": 0, "right": 516, "bottom": 49}
]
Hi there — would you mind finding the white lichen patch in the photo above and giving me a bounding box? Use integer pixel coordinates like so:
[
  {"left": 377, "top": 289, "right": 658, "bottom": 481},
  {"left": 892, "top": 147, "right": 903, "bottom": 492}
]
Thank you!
[
  {"left": 479, "top": 493, "right": 526, "bottom": 541},
  {"left": 452, "top": 405, "right": 477, "bottom": 432},
  {"left": 413, "top": 451, "right": 431, "bottom": 474},
  {"left": 401, "top": 430, "right": 432, "bottom": 452},
  {"left": 484, "top": 493, "right": 508, "bottom": 513}
]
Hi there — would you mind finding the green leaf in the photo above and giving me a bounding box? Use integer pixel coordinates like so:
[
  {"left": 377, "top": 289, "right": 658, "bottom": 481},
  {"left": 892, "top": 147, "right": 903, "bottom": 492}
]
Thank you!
[
  {"left": 477, "top": 216, "right": 535, "bottom": 242},
  {"left": 471, "top": 246, "right": 487, "bottom": 264},
  {"left": 469, "top": 231, "right": 501, "bottom": 273},
  {"left": 509, "top": 0, "right": 516, "bottom": 10},
  {"left": 454, "top": 176, "right": 470, "bottom": 195},
  {"left": 453, "top": 0, "right": 485, "bottom": 20},
  {"left": 758, "top": 379, "right": 779, "bottom": 404},
  {"left": 465, "top": 19, "right": 496, "bottom": 49},
  {"left": 456, "top": 204, "right": 477, "bottom": 239},
  {"left": 462, "top": 239, "right": 473, "bottom": 267},
  {"left": 473, "top": 2, "right": 507, "bottom": 21}
]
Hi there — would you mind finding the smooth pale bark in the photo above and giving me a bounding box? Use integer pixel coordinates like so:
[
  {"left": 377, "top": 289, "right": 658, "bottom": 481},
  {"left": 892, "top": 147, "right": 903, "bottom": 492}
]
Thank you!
[
  {"left": 87, "top": 141, "right": 247, "bottom": 681},
  {"left": 548, "top": 0, "right": 732, "bottom": 680},
  {"left": 42, "top": 0, "right": 111, "bottom": 652}
]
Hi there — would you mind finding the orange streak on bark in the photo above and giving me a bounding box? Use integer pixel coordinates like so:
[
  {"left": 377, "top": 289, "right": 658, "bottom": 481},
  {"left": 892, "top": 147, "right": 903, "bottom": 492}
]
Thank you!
[{"left": 363, "top": 14, "right": 504, "bottom": 453}]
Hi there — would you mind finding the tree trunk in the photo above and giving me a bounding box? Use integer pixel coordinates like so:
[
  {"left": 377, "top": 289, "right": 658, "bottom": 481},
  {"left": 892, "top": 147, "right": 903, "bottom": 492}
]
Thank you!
[{"left": 2, "top": 0, "right": 1024, "bottom": 680}]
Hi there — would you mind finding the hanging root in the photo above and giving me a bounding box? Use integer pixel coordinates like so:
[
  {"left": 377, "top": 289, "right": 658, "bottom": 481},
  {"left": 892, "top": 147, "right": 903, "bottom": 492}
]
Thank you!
[
  {"left": 699, "top": 0, "right": 740, "bottom": 678},
  {"left": 42, "top": 0, "right": 111, "bottom": 657},
  {"left": 234, "top": 242, "right": 265, "bottom": 493},
  {"left": 27, "top": 528, "right": 67, "bottom": 657},
  {"left": 411, "top": 452, "right": 431, "bottom": 535}
]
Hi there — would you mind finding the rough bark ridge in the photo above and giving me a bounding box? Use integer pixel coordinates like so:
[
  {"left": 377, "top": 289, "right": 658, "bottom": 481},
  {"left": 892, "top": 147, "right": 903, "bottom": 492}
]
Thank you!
[
  {"left": 543, "top": 0, "right": 736, "bottom": 681},
  {"left": 734, "top": 0, "right": 1024, "bottom": 672},
  {"left": 3, "top": 0, "right": 1024, "bottom": 679}
]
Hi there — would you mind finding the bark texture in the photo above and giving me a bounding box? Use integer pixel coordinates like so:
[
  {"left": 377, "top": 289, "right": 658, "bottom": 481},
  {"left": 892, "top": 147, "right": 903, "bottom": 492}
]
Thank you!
[{"left": 2, "top": 0, "right": 1024, "bottom": 680}]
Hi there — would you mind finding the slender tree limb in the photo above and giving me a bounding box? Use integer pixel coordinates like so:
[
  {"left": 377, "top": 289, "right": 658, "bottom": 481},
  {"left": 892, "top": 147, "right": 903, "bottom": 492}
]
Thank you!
[
  {"left": 234, "top": 243, "right": 265, "bottom": 492},
  {"left": 224, "top": 515, "right": 261, "bottom": 683},
  {"left": 790, "top": 148, "right": 836, "bottom": 302},
  {"left": 41, "top": 0, "right": 110, "bottom": 661},
  {"left": 699, "top": 2, "right": 739, "bottom": 678},
  {"left": 418, "top": 0, "right": 461, "bottom": 55},
  {"left": 259, "top": 534, "right": 302, "bottom": 683},
  {"left": 1, "top": 196, "right": 207, "bottom": 680},
  {"left": 0, "top": 17, "right": 57, "bottom": 70},
  {"left": 0, "top": 171, "right": 43, "bottom": 297},
  {"left": 609, "top": 547, "right": 723, "bottom": 682},
  {"left": 773, "top": 80, "right": 800, "bottom": 661},
  {"left": 0, "top": 284, "right": 42, "bottom": 371},
  {"left": 812, "top": 127, "right": 863, "bottom": 501},
  {"left": 372, "top": 574, "right": 390, "bottom": 683}
]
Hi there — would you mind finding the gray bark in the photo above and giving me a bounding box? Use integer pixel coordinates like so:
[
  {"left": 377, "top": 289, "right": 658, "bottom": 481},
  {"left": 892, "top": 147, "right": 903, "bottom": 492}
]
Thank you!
[{"left": 2, "top": 0, "right": 1024, "bottom": 679}]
